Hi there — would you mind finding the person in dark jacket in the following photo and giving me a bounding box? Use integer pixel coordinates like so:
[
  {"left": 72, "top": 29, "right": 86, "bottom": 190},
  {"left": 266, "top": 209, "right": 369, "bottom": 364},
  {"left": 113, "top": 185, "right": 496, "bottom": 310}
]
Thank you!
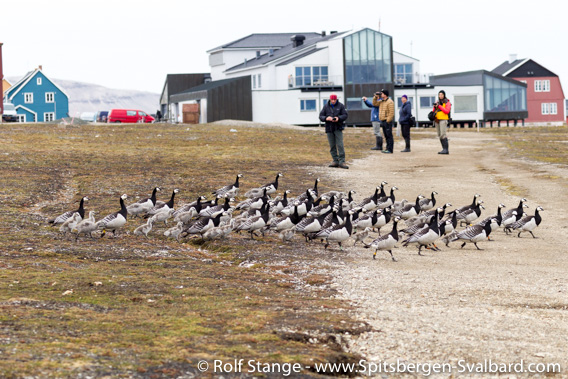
[
  {"left": 319, "top": 94, "right": 349, "bottom": 169},
  {"left": 363, "top": 92, "right": 383, "bottom": 150},
  {"left": 398, "top": 95, "right": 412, "bottom": 152}
]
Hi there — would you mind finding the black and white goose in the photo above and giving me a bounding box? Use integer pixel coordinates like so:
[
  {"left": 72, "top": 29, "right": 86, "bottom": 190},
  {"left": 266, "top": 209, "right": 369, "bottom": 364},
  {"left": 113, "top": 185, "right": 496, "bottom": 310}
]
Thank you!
[
  {"left": 365, "top": 217, "right": 401, "bottom": 261},
  {"left": 283, "top": 189, "right": 314, "bottom": 216},
  {"left": 173, "top": 196, "right": 207, "bottom": 217},
  {"left": 127, "top": 187, "right": 160, "bottom": 218},
  {"left": 266, "top": 205, "right": 303, "bottom": 232},
  {"left": 355, "top": 185, "right": 382, "bottom": 212},
  {"left": 508, "top": 206, "right": 543, "bottom": 238},
  {"left": 449, "top": 218, "right": 494, "bottom": 250},
  {"left": 235, "top": 204, "right": 271, "bottom": 239},
  {"left": 296, "top": 178, "right": 320, "bottom": 203},
  {"left": 439, "top": 209, "right": 459, "bottom": 236},
  {"left": 407, "top": 203, "right": 451, "bottom": 226},
  {"left": 419, "top": 191, "right": 438, "bottom": 212},
  {"left": 456, "top": 193, "right": 482, "bottom": 214},
  {"left": 308, "top": 195, "right": 335, "bottom": 217},
  {"left": 146, "top": 189, "right": 179, "bottom": 217},
  {"left": 270, "top": 190, "right": 291, "bottom": 214},
  {"left": 376, "top": 186, "right": 398, "bottom": 209},
  {"left": 352, "top": 208, "right": 380, "bottom": 231},
  {"left": 502, "top": 198, "right": 529, "bottom": 233},
  {"left": 237, "top": 188, "right": 269, "bottom": 211},
  {"left": 49, "top": 196, "right": 88, "bottom": 225},
  {"left": 341, "top": 190, "right": 357, "bottom": 211},
  {"left": 213, "top": 174, "right": 243, "bottom": 198},
  {"left": 96, "top": 194, "right": 128, "bottom": 237},
  {"left": 402, "top": 211, "right": 441, "bottom": 255},
  {"left": 245, "top": 173, "right": 283, "bottom": 198},
  {"left": 199, "top": 197, "right": 234, "bottom": 218},
  {"left": 295, "top": 209, "right": 332, "bottom": 242},
  {"left": 324, "top": 212, "right": 353, "bottom": 250},
  {"left": 457, "top": 201, "right": 484, "bottom": 226},
  {"left": 393, "top": 195, "right": 424, "bottom": 220},
  {"left": 477, "top": 203, "right": 505, "bottom": 239},
  {"left": 372, "top": 207, "right": 392, "bottom": 235},
  {"left": 180, "top": 212, "right": 225, "bottom": 239},
  {"left": 401, "top": 207, "right": 444, "bottom": 236}
]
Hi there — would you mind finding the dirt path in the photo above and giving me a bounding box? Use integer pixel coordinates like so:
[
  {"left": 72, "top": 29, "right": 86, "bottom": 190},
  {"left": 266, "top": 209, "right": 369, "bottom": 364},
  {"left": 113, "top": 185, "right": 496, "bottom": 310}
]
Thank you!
[{"left": 322, "top": 130, "right": 568, "bottom": 377}]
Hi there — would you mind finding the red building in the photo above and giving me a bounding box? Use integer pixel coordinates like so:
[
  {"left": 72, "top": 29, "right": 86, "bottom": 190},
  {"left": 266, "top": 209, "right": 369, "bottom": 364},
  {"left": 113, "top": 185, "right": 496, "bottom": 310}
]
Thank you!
[{"left": 493, "top": 58, "right": 565, "bottom": 126}]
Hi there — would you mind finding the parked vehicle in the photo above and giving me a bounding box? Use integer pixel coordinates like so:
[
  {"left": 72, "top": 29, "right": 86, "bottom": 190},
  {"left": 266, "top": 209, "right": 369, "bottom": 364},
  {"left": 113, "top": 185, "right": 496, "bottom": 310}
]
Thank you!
[
  {"left": 107, "top": 109, "right": 155, "bottom": 123},
  {"left": 80, "top": 112, "right": 97, "bottom": 122},
  {"left": 2, "top": 103, "right": 18, "bottom": 122},
  {"left": 96, "top": 111, "right": 109, "bottom": 122}
]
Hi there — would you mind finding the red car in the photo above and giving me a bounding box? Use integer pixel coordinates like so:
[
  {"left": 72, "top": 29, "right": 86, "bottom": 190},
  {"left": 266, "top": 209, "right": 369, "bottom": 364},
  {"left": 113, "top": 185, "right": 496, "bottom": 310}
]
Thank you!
[{"left": 107, "top": 109, "right": 155, "bottom": 123}]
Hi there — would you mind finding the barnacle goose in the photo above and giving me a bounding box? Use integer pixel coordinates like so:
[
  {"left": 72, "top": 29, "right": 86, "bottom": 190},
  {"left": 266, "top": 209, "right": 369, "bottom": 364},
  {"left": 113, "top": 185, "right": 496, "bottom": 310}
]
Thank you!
[
  {"left": 376, "top": 186, "right": 398, "bottom": 209},
  {"left": 266, "top": 205, "right": 303, "bottom": 232},
  {"left": 456, "top": 194, "right": 481, "bottom": 214},
  {"left": 285, "top": 189, "right": 314, "bottom": 216},
  {"left": 270, "top": 190, "right": 291, "bottom": 214},
  {"left": 457, "top": 201, "right": 484, "bottom": 226},
  {"left": 393, "top": 195, "right": 424, "bottom": 220},
  {"left": 507, "top": 206, "right": 543, "bottom": 238},
  {"left": 407, "top": 203, "right": 451, "bottom": 226},
  {"left": 181, "top": 212, "right": 225, "bottom": 239},
  {"left": 245, "top": 173, "right": 283, "bottom": 198},
  {"left": 173, "top": 196, "right": 207, "bottom": 217},
  {"left": 402, "top": 210, "right": 440, "bottom": 255},
  {"left": 146, "top": 189, "right": 179, "bottom": 217},
  {"left": 213, "top": 174, "right": 243, "bottom": 198},
  {"left": 295, "top": 209, "right": 332, "bottom": 242},
  {"left": 150, "top": 208, "right": 175, "bottom": 226},
  {"left": 72, "top": 211, "right": 98, "bottom": 241},
  {"left": 134, "top": 217, "right": 156, "bottom": 238},
  {"left": 59, "top": 212, "right": 82, "bottom": 237},
  {"left": 439, "top": 209, "right": 459, "bottom": 236},
  {"left": 235, "top": 204, "right": 272, "bottom": 239},
  {"left": 502, "top": 199, "right": 529, "bottom": 232},
  {"left": 199, "top": 197, "right": 234, "bottom": 218},
  {"left": 321, "top": 190, "right": 347, "bottom": 201},
  {"left": 401, "top": 207, "right": 443, "bottom": 236},
  {"left": 96, "top": 194, "right": 128, "bottom": 237},
  {"left": 355, "top": 186, "right": 382, "bottom": 212},
  {"left": 237, "top": 188, "right": 269, "bottom": 211},
  {"left": 296, "top": 178, "right": 320, "bottom": 203},
  {"left": 372, "top": 207, "right": 392, "bottom": 235},
  {"left": 365, "top": 217, "right": 401, "bottom": 261},
  {"left": 477, "top": 203, "right": 505, "bottom": 239},
  {"left": 324, "top": 212, "right": 353, "bottom": 250},
  {"left": 49, "top": 196, "right": 88, "bottom": 225},
  {"left": 309, "top": 195, "right": 335, "bottom": 217},
  {"left": 278, "top": 228, "right": 296, "bottom": 242},
  {"left": 353, "top": 227, "right": 372, "bottom": 247},
  {"left": 127, "top": 187, "right": 160, "bottom": 217},
  {"left": 352, "top": 208, "right": 380, "bottom": 231},
  {"left": 418, "top": 191, "right": 438, "bottom": 211},
  {"left": 449, "top": 218, "right": 494, "bottom": 250},
  {"left": 164, "top": 221, "right": 185, "bottom": 241},
  {"left": 342, "top": 190, "right": 357, "bottom": 211}
]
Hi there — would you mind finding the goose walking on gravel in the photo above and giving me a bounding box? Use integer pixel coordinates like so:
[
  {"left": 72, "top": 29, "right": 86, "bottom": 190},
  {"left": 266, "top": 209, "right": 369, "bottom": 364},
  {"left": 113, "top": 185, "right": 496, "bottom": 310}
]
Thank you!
[
  {"left": 457, "top": 201, "right": 484, "bottom": 226},
  {"left": 127, "top": 187, "right": 160, "bottom": 218},
  {"left": 72, "top": 211, "right": 98, "bottom": 241},
  {"left": 456, "top": 194, "right": 481, "bottom": 214},
  {"left": 134, "top": 217, "right": 156, "bottom": 238},
  {"left": 507, "top": 206, "right": 543, "bottom": 238},
  {"left": 419, "top": 191, "right": 438, "bottom": 212},
  {"left": 365, "top": 217, "right": 401, "bottom": 261},
  {"left": 393, "top": 195, "right": 424, "bottom": 220},
  {"left": 502, "top": 198, "right": 529, "bottom": 233},
  {"left": 353, "top": 227, "right": 372, "bottom": 247},
  {"left": 96, "top": 194, "right": 128, "bottom": 237},
  {"left": 376, "top": 186, "right": 398, "bottom": 209},
  {"left": 213, "top": 174, "right": 243, "bottom": 198},
  {"left": 402, "top": 210, "right": 441, "bottom": 255},
  {"left": 449, "top": 218, "right": 494, "bottom": 250},
  {"left": 324, "top": 212, "right": 353, "bottom": 250},
  {"left": 49, "top": 196, "right": 88, "bottom": 225}
]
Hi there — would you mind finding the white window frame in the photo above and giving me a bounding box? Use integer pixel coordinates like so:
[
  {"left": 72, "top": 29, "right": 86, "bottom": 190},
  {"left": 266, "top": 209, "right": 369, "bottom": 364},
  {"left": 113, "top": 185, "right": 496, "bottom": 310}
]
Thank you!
[
  {"left": 37, "top": 78, "right": 42, "bottom": 85},
  {"left": 257, "top": 74, "right": 261, "bottom": 89},
  {"left": 300, "top": 99, "right": 317, "bottom": 112},
  {"left": 45, "top": 92, "right": 55, "bottom": 103},
  {"left": 24, "top": 93, "right": 34, "bottom": 104},
  {"left": 541, "top": 103, "right": 549, "bottom": 115},
  {"left": 252, "top": 75, "right": 256, "bottom": 89},
  {"left": 535, "top": 80, "right": 550, "bottom": 92},
  {"left": 44, "top": 112, "right": 55, "bottom": 122},
  {"left": 550, "top": 103, "right": 557, "bottom": 115},
  {"left": 17, "top": 115, "right": 26, "bottom": 123}
]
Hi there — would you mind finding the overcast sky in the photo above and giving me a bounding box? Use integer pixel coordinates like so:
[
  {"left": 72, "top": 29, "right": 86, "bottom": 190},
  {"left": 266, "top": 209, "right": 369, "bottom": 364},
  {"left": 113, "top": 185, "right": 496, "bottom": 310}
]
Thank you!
[{"left": 1, "top": 0, "right": 566, "bottom": 94}]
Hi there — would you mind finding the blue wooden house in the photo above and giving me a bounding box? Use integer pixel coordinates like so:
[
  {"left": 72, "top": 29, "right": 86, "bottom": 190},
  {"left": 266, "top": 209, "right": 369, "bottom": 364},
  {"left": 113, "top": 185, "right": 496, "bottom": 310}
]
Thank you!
[{"left": 4, "top": 66, "right": 69, "bottom": 122}]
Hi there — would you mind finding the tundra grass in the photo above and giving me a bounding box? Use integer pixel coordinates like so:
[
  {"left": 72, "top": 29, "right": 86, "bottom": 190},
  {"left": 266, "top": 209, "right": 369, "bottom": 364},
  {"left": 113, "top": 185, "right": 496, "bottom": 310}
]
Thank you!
[{"left": 0, "top": 122, "right": 377, "bottom": 378}]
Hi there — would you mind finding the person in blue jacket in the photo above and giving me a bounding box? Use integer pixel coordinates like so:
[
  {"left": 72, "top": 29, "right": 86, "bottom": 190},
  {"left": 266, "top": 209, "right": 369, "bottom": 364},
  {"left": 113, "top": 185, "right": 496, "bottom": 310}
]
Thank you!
[
  {"left": 398, "top": 94, "right": 413, "bottom": 152},
  {"left": 363, "top": 92, "right": 383, "bottom": 150}
]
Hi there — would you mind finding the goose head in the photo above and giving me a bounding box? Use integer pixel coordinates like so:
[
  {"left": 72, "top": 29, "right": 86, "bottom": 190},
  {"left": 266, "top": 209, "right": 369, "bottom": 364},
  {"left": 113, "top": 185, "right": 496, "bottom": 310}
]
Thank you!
[{"left": 121, "top": 194, "right": 128, "bottom": 201}]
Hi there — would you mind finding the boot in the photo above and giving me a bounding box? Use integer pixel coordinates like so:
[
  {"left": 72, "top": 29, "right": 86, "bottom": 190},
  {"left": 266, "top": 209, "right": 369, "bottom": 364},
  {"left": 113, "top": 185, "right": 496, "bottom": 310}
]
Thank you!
[
  {"left": 371, "top": 136, "right": 383, "bottom": 150},
  {"left": 438, "top": 138, "right": 449, "bottom": 154},
  {"left": 401, "top": 138, "right": 411, "bottom": 152}
]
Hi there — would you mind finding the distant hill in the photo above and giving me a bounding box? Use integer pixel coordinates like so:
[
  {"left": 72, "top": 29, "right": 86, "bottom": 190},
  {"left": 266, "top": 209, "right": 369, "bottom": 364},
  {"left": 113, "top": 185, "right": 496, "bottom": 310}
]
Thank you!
[{"left": 7, "top": 77, "right": 160, "bottom": 116}]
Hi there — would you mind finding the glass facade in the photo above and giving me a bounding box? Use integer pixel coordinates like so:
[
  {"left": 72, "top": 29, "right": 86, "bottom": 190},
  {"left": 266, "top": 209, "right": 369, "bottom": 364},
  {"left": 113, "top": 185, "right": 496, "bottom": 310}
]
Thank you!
[
  {"left": 395, "top": 63, "right": 413, "bottom": 84},
  {"left": 344, "top": 29, "right": 392, "bottom": 84},
  {"left": 484, "top": 75, "right": 526, "bottom": 112}
]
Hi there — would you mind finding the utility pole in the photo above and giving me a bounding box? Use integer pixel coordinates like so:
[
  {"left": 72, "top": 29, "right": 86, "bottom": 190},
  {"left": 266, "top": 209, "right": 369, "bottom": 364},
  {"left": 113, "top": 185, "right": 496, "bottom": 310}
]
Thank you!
[{"left": 1, "top": 42, "right": 4, "bottom": 122}]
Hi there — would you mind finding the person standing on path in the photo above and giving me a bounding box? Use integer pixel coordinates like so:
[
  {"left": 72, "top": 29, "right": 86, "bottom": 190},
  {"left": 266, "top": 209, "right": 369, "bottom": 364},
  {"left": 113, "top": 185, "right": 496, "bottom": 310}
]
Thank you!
[
  {"left": 319, "top": 94, "right": 349, "bottom": 169},
  {"left": 378, "top": 89, "right": 395, "bottom": 154},
  {"left": 363, "top": 92, "right": 383, "bottom": 150},
  {"left": 398, "top": 94, "right": 412, "bottom": 152},
  {"left": 433, "top": 90, "right": 451, "bottom": 154}
]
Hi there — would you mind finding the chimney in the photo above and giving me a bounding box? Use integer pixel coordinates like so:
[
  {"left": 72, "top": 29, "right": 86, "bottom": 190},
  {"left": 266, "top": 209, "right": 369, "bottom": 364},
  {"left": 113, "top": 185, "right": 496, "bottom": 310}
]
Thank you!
[
  {"left": 330, "top": 31, "right": 338, "bottom": 34},
  {"left": 508, "top": 54, "right": 517, "bottom": 64},
  {"left": 322, "top": 31, "right": 326, "bottom": 37},
  {"left": 291, "top": 35, "right": 306, "bottom": 48},
  {"left": 269, "top": 48, "right": 274, "bottom": 57},
  {"left": 38, "top": 65, "right": 43, "bottom": 71},
  {"left": 256, "top": 50, "right": 260, "bottom": 59}
]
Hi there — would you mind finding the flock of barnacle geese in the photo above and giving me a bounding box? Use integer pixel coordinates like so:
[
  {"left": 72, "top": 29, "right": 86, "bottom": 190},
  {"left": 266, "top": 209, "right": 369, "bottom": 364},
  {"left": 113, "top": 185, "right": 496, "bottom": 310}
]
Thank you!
[{"left": 48, "top": 173, "right": 544, "bottom": 260}]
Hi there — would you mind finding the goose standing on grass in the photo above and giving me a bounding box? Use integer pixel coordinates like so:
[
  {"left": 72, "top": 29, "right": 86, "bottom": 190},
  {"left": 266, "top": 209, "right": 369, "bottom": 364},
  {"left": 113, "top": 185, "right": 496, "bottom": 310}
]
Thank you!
[
  {"left": 245, "top": 173, "right": 283, "bottom": 198},
  {"left": 402, "top": 210, "right": 441, "bottom": 255},
  {"left": 164, "top": 221, "right": 185, "bottom": 241},
  {"left": 49, "top": 196, "right": 88, "bottom": 225},
  {"left": 266, "top": 205, "right": 303, "bottom": 232},
  {"left": 181, "top": 212, "right": 225, "bottom": 239},
  {"left": 324, "top": 212, "right": 353, "bottom": 250},
  {"left": 174, "top": 208, "right": 198, "bottom": 224},
  {"left": 508, "top": 206, "right": 543, "bottom": 238},
  {"left": 235, "top": 204, "right": 272, "bottom": 239},
  {"left": 270, "top": 190, "right": 291, "bottom": 214},
  {"left": 237, "top": 188, "right": 269, "bottom": 211},
  {"left": 127, "top": 187, "right": 160, "bottom": 218},
  {"left": 296, "top": 178, "right": 320, "bottom": 203},
  {"left": 173, "top": 196, "right": 207, "bottom": 217},
  {"left": 449, "top": 218, "right": 494, "bottom": 250},
  {"left": 213, "top": 174, "right": 243, "bottom": 198},
  {"left": 365, "top": 217, "right": 401, "bottom": 261},
  {"left": 419, "top": 191, "right": 438, "bottom": 212},
  {"left": 96, "top": 194, "right": 128, "bottom": 237},
  {"left": 309, "top": 195, "right": 335, "bottom": 217},
  {"left": 134, "top": 217, "right": 156, "bottom": 238},
  {"left": 199, "top": 197, "right": 234, "bottom": 218},
  {"left": 295, "top": 209, "right": 332, "bottom": 242},
  {"left": 150, "top": 208, "right": 175, "bottom": 226},
  {"left": 59, "top": 212, "right": 82, "bottom": 237},
  {"left": 72, "top": 211, "right": 98, "bottom": 241},
  {"left": 278, "top": 228, "right": 296, "bottom": 242},
  {"left": 146, "top": 189, "right": 179, "bottom": 217}
]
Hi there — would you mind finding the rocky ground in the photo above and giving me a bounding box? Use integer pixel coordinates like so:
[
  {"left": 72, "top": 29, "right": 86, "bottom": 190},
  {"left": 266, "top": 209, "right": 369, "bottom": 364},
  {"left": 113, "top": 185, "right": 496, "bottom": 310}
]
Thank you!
[{"left": 320, "top": 130, "right": 568, "bottom": 377}]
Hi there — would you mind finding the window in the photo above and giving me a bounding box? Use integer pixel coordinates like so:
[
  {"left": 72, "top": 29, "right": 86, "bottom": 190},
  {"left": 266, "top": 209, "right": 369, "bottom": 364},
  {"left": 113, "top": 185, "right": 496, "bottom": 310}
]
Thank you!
[
  {"left": 347, "top": 97, "right": 364, "bottom": 110},
  {"left": 257, "top": 74, "right": 262, "bottom": 88},
  {"left": 295, "top": 66, "right": 329, "bottom": 86},
  {"left": 395, "top": 63, "right": 413, "bottom": 84},
  {"left": 420, "top": 96, "right": 436, "bottom": 108},
  {"left": 252, "top": 75, "right": 256, "bottom": 89},
  {"left": 139, "top": 111, "right": 147, "bottom": 116},
  {"left": 44, "top": 112, "right": 55, "bottom": 122},
  {"left": 534, "top": 80, "right": 550, "bottom": 92},
  {"left": 484, "top": 75, "right": 527, "bottom": 112},
  {"left": 24, "top": 93, "right": 34, "bottom": 103},
  {"left": 454, "top": 95, "right": 477, "bottom": 112},
  {"left": 344, "top": 29, "right": 392, "bottom": 84},
  {"left": 551, "top": 102, "right": 557, "bottom": 114},
  {"left": 127, "top": 110, "right": 137, "bottom": 116},
  {"left": 37, "top": 78, "right": 42, "bottom": 85},
  {"left": 45, "top": 92, "right": 54, "bottom": 103},
  {"left": 17, "top": 115, "right": 26, "bottom": 122},
  {"left": 397, "top": 97, "right": 414, "bottom": 108},
  {"left": 541, "top": 103, "right": 558, "bottom": 115},
  {"left": 300, "top": 99, "right": 316, "bottom": 111}
]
